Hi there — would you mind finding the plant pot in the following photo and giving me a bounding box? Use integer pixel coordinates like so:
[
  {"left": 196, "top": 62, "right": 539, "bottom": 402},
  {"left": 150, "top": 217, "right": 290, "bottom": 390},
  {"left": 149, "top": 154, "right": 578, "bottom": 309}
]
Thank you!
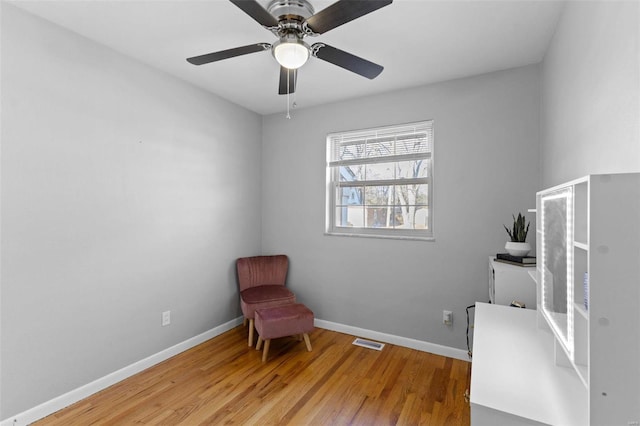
[{"left": 505, "top": 241, "right": 531, "bottom": 257}]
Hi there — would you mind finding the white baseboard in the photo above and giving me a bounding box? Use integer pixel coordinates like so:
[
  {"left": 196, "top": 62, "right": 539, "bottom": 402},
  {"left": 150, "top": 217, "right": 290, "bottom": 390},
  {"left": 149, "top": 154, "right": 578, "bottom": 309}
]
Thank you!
[
  {"left": 314, "top": 319, "right": 470, "bottom": 361},
  {"left": 0, "top": 317, "right": 244, "bottom": 426},
  {"left": 2, "top": 316, "right": 468, "bottom": 425}
]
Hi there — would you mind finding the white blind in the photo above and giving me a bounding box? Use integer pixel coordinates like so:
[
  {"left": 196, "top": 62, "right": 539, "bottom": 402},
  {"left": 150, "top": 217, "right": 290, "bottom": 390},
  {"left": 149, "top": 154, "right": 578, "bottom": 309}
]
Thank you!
[{"left": 328, "top": 121, "right": 433, "bottom": 167}]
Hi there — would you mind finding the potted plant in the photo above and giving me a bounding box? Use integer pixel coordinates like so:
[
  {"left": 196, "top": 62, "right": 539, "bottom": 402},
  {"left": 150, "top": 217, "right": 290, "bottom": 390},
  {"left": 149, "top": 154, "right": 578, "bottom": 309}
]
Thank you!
[{"left": 503, "top": 213, "right": 531, "bottom": 256}]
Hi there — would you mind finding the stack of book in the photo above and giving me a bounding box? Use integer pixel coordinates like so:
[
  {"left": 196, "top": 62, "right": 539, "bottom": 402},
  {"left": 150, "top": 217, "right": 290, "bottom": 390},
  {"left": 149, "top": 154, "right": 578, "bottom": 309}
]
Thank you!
[{"left": 494, "top": 253, "right": 536, "bottom": 267}]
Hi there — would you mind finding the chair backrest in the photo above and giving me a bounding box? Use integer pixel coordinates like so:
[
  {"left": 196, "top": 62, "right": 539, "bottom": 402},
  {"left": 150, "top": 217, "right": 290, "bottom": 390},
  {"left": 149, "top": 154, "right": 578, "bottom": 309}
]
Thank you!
[{"left": 236, "top": 255, "right": 289, "bottom": 292}]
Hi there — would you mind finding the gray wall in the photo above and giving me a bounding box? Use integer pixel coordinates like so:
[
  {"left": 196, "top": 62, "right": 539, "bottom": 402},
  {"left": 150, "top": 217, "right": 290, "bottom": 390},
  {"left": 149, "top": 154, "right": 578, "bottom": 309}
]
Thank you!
[
  {"left": 1, "top": 5, "right": 262, "bottom": 417},
  {"left": 541, "top": 1, "right": 640, "bottom": 187},
  {"left": 261, "top": 65, "right": 540, "bottom": 351}
]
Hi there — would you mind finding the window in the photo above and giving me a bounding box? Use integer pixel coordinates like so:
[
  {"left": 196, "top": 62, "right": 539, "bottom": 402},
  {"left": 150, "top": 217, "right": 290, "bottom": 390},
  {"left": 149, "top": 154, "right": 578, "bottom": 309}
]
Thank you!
[{"left": 326, "top": 120, "right": 434, "bottom": 240}]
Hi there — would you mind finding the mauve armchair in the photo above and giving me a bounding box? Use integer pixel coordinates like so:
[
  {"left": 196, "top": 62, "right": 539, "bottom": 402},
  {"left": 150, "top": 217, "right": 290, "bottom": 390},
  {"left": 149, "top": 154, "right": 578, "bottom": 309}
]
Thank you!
[{"left": 236, "top": 255, "right": 296, "bottom": 347}]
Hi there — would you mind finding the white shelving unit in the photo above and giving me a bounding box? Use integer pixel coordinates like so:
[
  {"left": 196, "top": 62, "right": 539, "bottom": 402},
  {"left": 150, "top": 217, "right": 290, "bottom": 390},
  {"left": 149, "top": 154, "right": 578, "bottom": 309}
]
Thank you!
[
  {"left": 535, "top": 173, "right": 640, "bottom": 424},
  {"left": 472, "top": 173, "right": 640, "bottom": 425}
]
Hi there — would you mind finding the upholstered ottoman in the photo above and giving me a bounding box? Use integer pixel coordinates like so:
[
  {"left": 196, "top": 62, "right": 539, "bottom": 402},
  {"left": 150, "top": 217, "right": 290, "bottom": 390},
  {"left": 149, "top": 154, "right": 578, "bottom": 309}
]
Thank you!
[{"left": 254, "top": 303, "right": 314, "bottom": 363}]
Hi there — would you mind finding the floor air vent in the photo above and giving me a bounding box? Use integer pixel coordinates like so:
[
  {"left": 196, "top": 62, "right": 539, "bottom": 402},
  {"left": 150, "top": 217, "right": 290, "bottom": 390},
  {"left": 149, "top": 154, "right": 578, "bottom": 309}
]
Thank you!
[{"left": 352, "top": 338, "right": 385, "bottom": 351}]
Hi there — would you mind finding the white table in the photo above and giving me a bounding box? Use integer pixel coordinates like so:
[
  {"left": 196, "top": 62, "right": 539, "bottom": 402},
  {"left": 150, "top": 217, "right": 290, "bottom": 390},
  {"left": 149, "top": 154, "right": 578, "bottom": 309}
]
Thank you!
[{"left": 470, "top": 302, "right": 587, "bottom": 425}]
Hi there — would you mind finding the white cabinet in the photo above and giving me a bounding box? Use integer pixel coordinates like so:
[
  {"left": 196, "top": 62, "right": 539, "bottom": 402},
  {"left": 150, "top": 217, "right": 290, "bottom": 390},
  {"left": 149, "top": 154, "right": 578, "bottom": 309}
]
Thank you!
[{"left": 488, "top": 257, "right": 536, "bottom": 309}]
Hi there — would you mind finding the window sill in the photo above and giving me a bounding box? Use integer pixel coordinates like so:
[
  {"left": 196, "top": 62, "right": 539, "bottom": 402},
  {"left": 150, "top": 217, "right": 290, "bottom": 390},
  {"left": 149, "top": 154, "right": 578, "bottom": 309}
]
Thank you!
[{"left": 324, "top": 231, "right": 435, "bottom": 242}]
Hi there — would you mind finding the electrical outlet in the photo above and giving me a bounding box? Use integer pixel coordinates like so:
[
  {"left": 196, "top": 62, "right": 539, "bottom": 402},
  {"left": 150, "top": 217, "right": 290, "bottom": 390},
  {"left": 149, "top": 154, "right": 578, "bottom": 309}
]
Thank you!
[
  {"left": 162, "top": 310, "right": 171, "bottom": 327},
  {"left": 443, "top": 310, "right": 453, "bottom": 326}
]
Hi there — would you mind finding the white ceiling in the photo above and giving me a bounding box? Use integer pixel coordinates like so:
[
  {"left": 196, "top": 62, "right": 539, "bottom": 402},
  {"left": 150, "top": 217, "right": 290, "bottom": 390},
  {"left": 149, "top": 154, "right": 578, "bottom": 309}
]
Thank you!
[{"left": 13, "top": 0, "right": 564, "bottom": 115}]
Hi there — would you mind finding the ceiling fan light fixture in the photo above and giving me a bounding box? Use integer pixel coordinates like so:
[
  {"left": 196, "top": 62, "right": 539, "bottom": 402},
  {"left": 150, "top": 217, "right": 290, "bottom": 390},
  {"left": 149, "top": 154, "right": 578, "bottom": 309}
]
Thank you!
[{"left": 273, "top": 37, "right": 309, "bottom": 69}]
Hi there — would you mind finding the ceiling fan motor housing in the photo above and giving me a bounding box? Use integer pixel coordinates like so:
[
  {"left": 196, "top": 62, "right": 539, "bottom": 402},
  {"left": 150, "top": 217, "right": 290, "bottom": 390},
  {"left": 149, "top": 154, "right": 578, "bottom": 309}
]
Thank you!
[{"left": 267, "top": 0, "right": 315, "bottom": 22}]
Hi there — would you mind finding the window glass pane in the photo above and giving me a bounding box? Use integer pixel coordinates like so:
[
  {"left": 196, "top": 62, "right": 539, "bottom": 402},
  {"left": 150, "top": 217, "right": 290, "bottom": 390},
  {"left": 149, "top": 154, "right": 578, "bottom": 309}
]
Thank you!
[
  {"left": 395, "top": 184, "right": 428, "bottom": 206},
  {"left": 391, "top": 208, "right": 406, "bottom": 228},
  {"left": 396, "top": 160, "right": 429, "bottom": 179},
  {"left": 365, "top": 162, "right": 395, "bottom": 181},
  {"left": 339, "top": 165, "right": 364, "bottom": 182},
  {"left": 414, "top": 207, "right": 429, "bottom": 229},
  {"left": 365, "top": 185, "right": 392, "bottom": 206},
  {"left": 336, "top": 206, "right": 364, "bottom": 228},
  {"left": 337, "top": 186, "right": 363, "bottom": 206},
  {"left": 366, "top": 207, "right": 392, "bottom": 228},
  {"left": 391, "top": 206, "right": 427, "bottom": 229}
]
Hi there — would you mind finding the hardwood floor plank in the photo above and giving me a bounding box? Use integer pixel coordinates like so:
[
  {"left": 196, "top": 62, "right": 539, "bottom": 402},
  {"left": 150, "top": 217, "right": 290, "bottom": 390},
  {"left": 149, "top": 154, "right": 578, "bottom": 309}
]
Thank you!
[{"left": 34, "top": 326, "right": 471, "bottom": 425}]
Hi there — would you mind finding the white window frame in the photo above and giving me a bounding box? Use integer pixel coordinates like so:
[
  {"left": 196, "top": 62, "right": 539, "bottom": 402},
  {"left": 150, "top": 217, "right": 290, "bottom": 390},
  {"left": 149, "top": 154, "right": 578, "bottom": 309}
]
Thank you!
[{"left": 325, "top": 120, "right": 434, "bottom": 240}]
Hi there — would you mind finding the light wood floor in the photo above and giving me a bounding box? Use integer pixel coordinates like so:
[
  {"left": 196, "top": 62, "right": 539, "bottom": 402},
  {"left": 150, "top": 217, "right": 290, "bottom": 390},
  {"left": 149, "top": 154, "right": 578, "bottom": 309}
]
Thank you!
[{"left": 35, "top": 326, "right": 471, "bottom": 425}]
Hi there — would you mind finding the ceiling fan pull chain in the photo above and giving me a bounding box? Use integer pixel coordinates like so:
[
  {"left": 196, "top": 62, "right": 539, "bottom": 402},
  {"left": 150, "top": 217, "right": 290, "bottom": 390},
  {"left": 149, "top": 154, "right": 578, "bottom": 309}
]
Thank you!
[
  {"left": 292, "top": 69, "right": 297, "bottom": 109},
  {"left": 286, "top": 69, "right": 292, "bottom": 119}
]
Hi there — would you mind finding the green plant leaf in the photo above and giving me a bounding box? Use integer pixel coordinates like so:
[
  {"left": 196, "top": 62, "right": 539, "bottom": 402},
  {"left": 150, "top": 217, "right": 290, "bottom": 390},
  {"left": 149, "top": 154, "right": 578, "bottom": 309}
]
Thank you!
[{"left": 504, "top": 212, "right": 530, "bottom": 242}]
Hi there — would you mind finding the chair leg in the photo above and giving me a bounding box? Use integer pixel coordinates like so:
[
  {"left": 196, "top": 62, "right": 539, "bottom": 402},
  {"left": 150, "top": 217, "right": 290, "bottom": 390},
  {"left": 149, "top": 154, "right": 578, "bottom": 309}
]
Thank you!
[
  {"left": 248, "top": 318, "right": 254, "bottom": 347},
  {"left": 243, "top": 317, "right": 247, "bottom": 327},
  {"left": 256, "top": 336, "right": 263, "bottom": 350},
  {"left": 303, "top": 333, "right": 312, "bottom": 351},
  {"left": 262, "top": 339, "right": 271, "bottom": 363}
]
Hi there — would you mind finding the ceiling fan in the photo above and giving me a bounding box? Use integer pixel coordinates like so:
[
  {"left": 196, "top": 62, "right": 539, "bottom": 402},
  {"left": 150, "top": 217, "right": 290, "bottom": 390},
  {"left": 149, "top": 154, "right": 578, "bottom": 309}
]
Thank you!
[{"left": 186, "top": 0, "right": 393, "bottom": 95}]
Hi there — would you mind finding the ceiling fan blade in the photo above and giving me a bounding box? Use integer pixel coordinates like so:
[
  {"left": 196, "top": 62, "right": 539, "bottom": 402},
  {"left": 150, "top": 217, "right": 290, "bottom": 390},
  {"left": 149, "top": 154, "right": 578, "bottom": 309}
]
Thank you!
[
  {"left": 304, "top": 0, "right": 392, "bottom": 35},
  {"left": 229, "top": 0, "right": 279, "bottom": 28},
  {"left": 311, "top": 43, "right": 383, "bottom": 79},
  {"left": 278, "top": 67, "right": 297, "bottom": 95},
  {"left": 187, "top": 43, "right": 270, "bottom": 65}
]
